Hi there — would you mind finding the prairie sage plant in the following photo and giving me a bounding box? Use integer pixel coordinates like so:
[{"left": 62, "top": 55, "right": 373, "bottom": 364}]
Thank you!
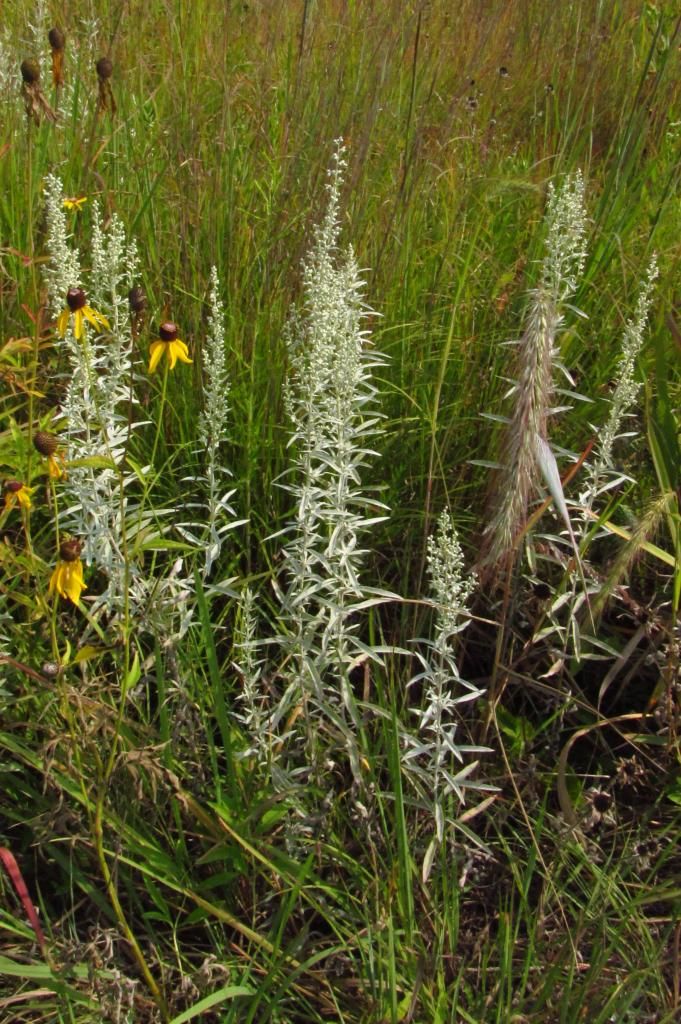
[
  {"left": 402, "top": 510, "right": 491, "bottom": 882},
  {"left": 274, "top": 143, "right": 390, "bottom": 790},
  {"left": 178, "top": 265, "right": 244, "bottom": 587},
  {"left": 44, "top": 173, "right": 141, "bottom": 615}
]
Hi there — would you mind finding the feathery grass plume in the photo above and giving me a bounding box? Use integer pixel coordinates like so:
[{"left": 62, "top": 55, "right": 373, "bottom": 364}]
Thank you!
[
  {"left": 44, "top": 175, "right": 141, "bottom": 612},
  {"left": 590, "top": 491, "right": 672, "bottom": 628},
  {"left": 402, "top": 510, "right": 491, "bottom": 882},
  {"left": 276, "top": 141, "right": 390, "bottom": 783},
  {"left": 481, "top": 172, "right": 587, "bottom": 571}
]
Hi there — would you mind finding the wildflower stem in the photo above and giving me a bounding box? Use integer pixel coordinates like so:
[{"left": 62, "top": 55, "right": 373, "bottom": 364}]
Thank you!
[{"left": 150, "top": 360, "right": 169, "bottom": 472}]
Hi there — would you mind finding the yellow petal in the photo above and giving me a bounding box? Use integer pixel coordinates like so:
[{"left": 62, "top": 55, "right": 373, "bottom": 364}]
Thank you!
[
  {"left": 57, "top": 308, "right": 70, "bottom": 337},
  {"left": 168, "top": 339, "right": 192, "bottom": 369},
  {"left": 48, "top": 456, "right": 65, "bottom": 480},
  {"left": 17, "top": 487, "right": 33, "bottom": 509},
  {"left": 148, "top": 341, "right": 165, "bottom": 374},
  {"left": 48, "top": 563, "right": 65, "bottom": 597},
  {"left": 84, "top": 306, "right": 110, "bottom": 332},
  {"left": 64, "top": 561, "right": 86, "bottom": 605},
  {"left": 73, "top": 309, "right": 84, "bottom": 340}
]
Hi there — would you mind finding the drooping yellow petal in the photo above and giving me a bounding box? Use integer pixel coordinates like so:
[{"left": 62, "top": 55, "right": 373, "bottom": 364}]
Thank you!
[
  {"left": 57, "top": 308, "right": 70, "bottom": 337},
  {"left": 64, "top": 561, "right": 86, "bottom": 604},
  {"left": 3, "top": 484, "right": 34, "bottom": 511},
  {"left": 48, "top": 455, "right": 65, "bottom": 480},
  {"left": 73, "top": 309, "right": 84, "bottom": 340},
  {"left": 49, "top": 559, "right": 86, "bottom": 604},
  {"left": 63, "top": 196, "right": 87, "bottom": 211},
  {"left": 16, "top": 486, "right": 34, "bottom": 509},
  {"left": 48, "top": 562, "right": 65, "bottom": 597},
  {"left": 83, "top": 306, "right": 110, "bottom": 332},
  {"left": 148, "top": 341, "right": 165, "bottom": 374},
  {"left": 168, "top": 339, "right": 192, "bottom": 369}
]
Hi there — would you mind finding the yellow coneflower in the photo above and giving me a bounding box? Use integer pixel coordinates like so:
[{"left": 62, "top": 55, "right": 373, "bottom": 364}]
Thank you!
[
  {"left": 63, "top": 196, "right": 87, "bottom": 212},
  {"left": 148, "top": 321, "right": 192, "bottom": 373},
  {"left": 57, "top": 287, "right": 110, "bottom": 341},
  {"left": 49, "top": 539, "right": 86, "bottom": 605},
  {"left": 3, "top": 479, "right": 34, "bottom": 512},
  {"left": 33, "top": 430, "right": 66, "bottom": 479}
]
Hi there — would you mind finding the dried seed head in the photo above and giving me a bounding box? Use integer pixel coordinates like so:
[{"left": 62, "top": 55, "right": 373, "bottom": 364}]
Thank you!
[
  {"left": 41, "top": 661, "right": 61, "bottom": 678},
  {"left": 128, "top": 286, "right": 147, "bottom": 314},
  {"left": 159, "top": 321, "right": 178, "bottom": 342},
  {"left": 34, "top": 430, "right": 58, "bottom": 457},
  {"left": 20, "top": 59, "right": 41, "bottom": 84},
  {"left": 66, "top": 287, "right": 86, "bottom": 311},
  {"left": 592, "top": 790, "right": 612, "bottom": 814},
  {"left": 4, "top": 479, "right": 23, "bottom": 494},
  {"left": 48, "top": 27, "right": 65, "bottom": 51},
  {"left": 59, "top": 538, "right": 82, "bottom": 562},
  {"left": 96, "top": 57, "right": 113, "bottom": 80}
]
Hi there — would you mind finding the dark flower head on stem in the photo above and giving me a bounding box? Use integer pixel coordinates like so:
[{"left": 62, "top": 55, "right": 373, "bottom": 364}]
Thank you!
[
  {"left": 59, "top": 538, "right": 82, "bottom": 562},
  {"left": 96, "top": 57, "right": 113, "bottom": 81},
  {"left": 159, "top": 322, "right": 178, "bottom": 342},
  {"left": 48, "top": 27, "right": 65, "bottom": 51},
  {"left": 3, "top": 479, "right": 34, "bottom": 511},
  {"left": 66, "top": 287, "right": 86, "bottom": 311},
  {"left": 20, "top": 59, "right": 41, "bottom": 84},
  {"left": 148, "top": 321, "right": 192, "bottom": 373},
  {"left": 128, "top": 286, "right": 147, "bottom": 315},
  {"left": 58, "top": 289, "right": 110, "bottom": 340}
]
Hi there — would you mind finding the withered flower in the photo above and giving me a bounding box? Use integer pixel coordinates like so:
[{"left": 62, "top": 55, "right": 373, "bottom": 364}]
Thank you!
[
  {"left": 34, "top": 430, "right": 67, "bottom": 479},
  {"left": 96, "top": 56, "right": 116, "bottom": 116},
  {"left": 48, "top": 27, "right": 66, "bottom": 89},
  {"left": 20, "top": 58, "right": 57, "bottom": 124},
  {"left": 128, "top": 286, "right": 148, "bottom": 339}
]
